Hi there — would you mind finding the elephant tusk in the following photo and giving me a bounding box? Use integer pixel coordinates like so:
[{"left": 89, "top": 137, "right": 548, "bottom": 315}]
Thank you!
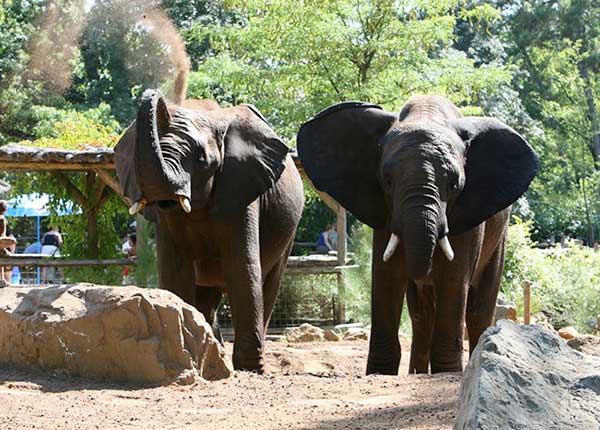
[
  {"left": 438, "top": 236, "right": 454, "bottom": 261},
  {"left": 179, "top": 196, "right": 192, "bottom": 213},
  {"left": 129, "top": 199, "right": 147, "bottom": 216},
  {"left": 383, "top": 234, "right": 400, "bottom": 262}
]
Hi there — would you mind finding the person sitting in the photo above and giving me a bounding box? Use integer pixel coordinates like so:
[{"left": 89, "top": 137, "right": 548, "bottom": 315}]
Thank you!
[
  {"left": 24, "top": 241, "right": 42, "bottom": 254},
  {"left": 0, "top": 215, "right": 16, "bottom": 286},
  {"left": 315, "top": 224, "right": 335, "bottom": 254},
  {"left": 41, "top": 226, "right": 62, "bottom": 284}
]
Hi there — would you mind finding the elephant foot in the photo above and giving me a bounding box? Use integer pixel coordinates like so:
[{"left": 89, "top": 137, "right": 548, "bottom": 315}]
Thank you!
[
  {"left": 366, "top": 356, "right": 400, "bottom": 375},
  {"left": 430, "top": 361, "right": 463, "bottom": 374},
  {"left": 233, "top": 359, "right": 265, "bottom": 374},
  {"left": 233, "top": 348, "right": 265, "bottom": 374}
]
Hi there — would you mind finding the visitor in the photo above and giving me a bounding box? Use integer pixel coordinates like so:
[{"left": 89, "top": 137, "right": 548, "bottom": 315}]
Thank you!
[
  {"left": 24, "top": 241, "right": 42, "bottom": 254},
  {"left": 126, "top": 233, "right": 137, "bottom": 259},
  {"left": 315, "top": 224, "right": 335, "bottom": 254},
  {"left": 41, "top": 226, "right": 62, "bottom": 284},
  {"left": 0, "top": 200, "right": 16, "bottom": 285},
  {"left": 121, "top": 233, "right": 131, "bottom": 256},
  {"left": 41, "top": 226, "right": 63, "bottom": 252},
  {"left": 122, "top": 232, "right": 137, "bottom": 285},
  {"left": 329, "top": 225, "right": 338, "bottom": 250}
]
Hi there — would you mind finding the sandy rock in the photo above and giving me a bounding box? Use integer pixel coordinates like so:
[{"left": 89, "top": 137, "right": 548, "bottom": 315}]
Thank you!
[
  {"left": 494, "top": 299, "right": 517, "bottom": 324},
  {"left": 343, "top": 328, "right": 369, "bottom": 341},
  {"left": 558, "top": 326, "right": 578, "bottom": 340},
  {"left": 323, "top": 329, "right": 340, "bottom": 342},
  {"left": 286, "top": 323, "right": 324, "bottom": 342},
  {"left": 455, "top": 320, "right": 600, "bottom": 430},
  {"left": 568, "top": 335, "right": 600, "bottom": 357},
  {"left": 0, "top": 284, "right": 233, "bottom": 385},
  {"left": 531, "top": 312, "right": 555, "bottom": 331}
]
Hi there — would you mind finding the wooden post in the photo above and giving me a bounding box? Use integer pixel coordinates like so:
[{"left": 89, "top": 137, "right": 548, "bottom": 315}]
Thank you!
[
  {"left": 523, "top": 281, "right": 531, "bottom": 325},
  {"left": 336, "top": 207, "right": 347, "bottom": 324}
]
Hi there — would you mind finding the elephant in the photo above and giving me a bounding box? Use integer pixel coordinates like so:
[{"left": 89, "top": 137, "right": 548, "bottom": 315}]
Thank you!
[
  {"left": 297, "top": 95, "right": 538, "bottom": 374},
  {"left": 115, "top": 89, "right": 304, "bottom": 372}
]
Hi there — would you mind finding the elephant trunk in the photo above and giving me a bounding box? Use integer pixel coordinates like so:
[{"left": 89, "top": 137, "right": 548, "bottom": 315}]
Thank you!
[
  {"left": 401, "top": 207, "right": 439, "bottom": 281},
  {"left": 386, "top": 192, "right": 451, "bottom": 280},
  {"left": 134, "top": 90, "right": 191, "bottom": 204}
]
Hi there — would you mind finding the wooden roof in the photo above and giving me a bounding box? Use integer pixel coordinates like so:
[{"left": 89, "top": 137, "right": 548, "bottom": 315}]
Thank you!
[{"left": 0, "top": 144, "right": 303, "bottom": 172}]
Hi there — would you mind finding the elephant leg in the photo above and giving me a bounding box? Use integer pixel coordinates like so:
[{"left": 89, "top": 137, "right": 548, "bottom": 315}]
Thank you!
[
  {"left": 466, "top": 237, "right": 505, "bottom": 354},
  {"left": 223, "top": 204, "right": 265, "bottom": 373},
  {"left": 195, "top": 287, "right": 224, "bottom": 344},
  {"left": 367, "top": 228, "right": 407, "bottom": 375},
  {"left": 155, "top": 223, "right": 196, "bottom": 304},
  {"left": 407, "top": 281, "right": 435, "bottom": 374},
  {"left": 262, "top": 241, "right": 293, "bottom": 331}
]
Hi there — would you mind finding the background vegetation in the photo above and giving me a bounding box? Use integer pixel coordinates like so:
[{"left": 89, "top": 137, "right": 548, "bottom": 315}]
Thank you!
[{"left": 0, "top": 0, "right": 598, "bottom": 330}]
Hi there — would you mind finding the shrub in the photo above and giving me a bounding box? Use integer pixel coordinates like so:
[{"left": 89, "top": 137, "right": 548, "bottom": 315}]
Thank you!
[{"left": 502, "top": 217, "right": 600, "bottom": 332}]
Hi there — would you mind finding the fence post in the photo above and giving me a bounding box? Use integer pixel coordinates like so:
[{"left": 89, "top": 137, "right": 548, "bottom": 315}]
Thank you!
[
  {"left": 523, "top": 281, "right": 531, "bottom": 325},
  {"left": 336, "top": 207, "right": 347, "bottom": 324}
]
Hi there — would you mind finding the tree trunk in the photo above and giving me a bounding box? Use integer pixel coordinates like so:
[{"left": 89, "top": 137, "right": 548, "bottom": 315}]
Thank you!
[{"left": 578, "top": 64, "right": 600, "bottom": 168}]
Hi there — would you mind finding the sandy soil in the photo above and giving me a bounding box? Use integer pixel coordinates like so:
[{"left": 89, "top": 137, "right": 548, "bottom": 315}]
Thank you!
[{"left": 0, "top": 339, "right": 463, "bottom": 430}]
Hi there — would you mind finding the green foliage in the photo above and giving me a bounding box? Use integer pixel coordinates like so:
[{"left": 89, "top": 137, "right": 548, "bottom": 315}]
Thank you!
[
  {"left": 16, "top": 103, "right": 120, "bottom": 148},
  {"left": 344, "top": 222, "right": 372, "bottom": 324},
  {"left": 502, "top": 217, "right": 600, "bottom": 332},
  {"left": 191, "top": 0, "right": 511, "bottom": 140}
]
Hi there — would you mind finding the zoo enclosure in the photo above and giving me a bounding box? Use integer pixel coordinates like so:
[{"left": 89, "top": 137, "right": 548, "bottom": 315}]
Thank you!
[{"left": 0, "top": 144, "right": 358, "bottom": 325}]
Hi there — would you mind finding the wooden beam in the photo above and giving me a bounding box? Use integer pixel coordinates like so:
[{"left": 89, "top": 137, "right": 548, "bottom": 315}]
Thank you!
[
  {"left": 336, "top": 206, "right": 348, "bottom": 324},
  {"left": 50, "top": 171, "right": 87, "bottom": 207},
  {"left": 93, "top": 168, "right": 131, "bottom": 206},
  {"left": 0, "top": 256, "right": 134, "bottom": 267},
  {"left": 0, "top": 144, "right": 115, "bottom": 171}
]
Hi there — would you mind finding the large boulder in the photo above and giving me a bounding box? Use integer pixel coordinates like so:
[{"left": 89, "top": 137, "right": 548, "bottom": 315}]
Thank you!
[
  {"left": 286, "top": 323, "right": 324, "bottom": 342},
  {"left": 0, "top": 284, "right": 233, "bottom": 385},
  {"left": 455, "top": 320, "right": 600, "bottom": 430}
]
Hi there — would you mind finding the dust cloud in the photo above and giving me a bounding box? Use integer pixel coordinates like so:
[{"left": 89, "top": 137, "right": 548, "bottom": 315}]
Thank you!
[{"left": 26, "top": 0, "right": 190, "bottom": 102}]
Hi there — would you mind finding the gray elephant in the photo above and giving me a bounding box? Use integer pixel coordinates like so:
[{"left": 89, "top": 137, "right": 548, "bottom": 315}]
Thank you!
[
  {"left": 297, "top": 95, "right": 538, "bottom": 374},
  {"left": 115, "top": 90, "right": 304, "bottom": 372}
]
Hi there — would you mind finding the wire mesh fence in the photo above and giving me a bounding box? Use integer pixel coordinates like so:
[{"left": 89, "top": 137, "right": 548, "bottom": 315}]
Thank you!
[{"left": 218, "top": 273, "right": 341, "bottom": 328}]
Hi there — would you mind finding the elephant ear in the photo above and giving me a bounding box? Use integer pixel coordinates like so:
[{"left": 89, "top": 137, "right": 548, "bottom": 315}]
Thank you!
[
  {"left": 114, "top": 122, "right": 157, "bottom": 221},
  {"left": 297, "top": 102, "right": 397, "bottom": 229},
  {"left": 448, "top": 117, "right": 539, "bottom": 235},
  {"left": 211, "top": 105, "right": 290, "bottom": 219}
]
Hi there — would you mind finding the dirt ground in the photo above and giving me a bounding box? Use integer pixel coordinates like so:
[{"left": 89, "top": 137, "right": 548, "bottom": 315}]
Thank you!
[{"left": 0, "top": 338, "right": 463, "bottom": 430}]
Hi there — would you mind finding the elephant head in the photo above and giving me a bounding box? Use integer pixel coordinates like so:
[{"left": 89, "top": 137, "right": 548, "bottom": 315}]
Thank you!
[
  {"left": 115, "top": 89, "right": 290, "bottom": 219},
  {"left": 297, "top": 96, "right": 539, "bottom": 281}
]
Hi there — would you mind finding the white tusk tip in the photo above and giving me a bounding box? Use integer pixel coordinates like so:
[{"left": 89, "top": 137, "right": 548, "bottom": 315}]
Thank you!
[
  {"left": 128, "top": 200, "right": 146, "bottom": 215},
  {"left": 438, "top": 236, "right": 455, "bottom": 261},
  {"left": 179, "top": 196, "right": 192, "bottom": 213}
]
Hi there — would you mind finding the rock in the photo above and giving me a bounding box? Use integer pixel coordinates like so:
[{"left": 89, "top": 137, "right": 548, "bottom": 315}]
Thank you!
[
  {"left": 494, "top": 299, "right": 517, "bottom": 324},
  {"left": 343, "top": 328, "right": 369, "bottom": 341},
  {"left": 455, "top": 320, "right": 600, "bottom": 430},
  {"left": 558, "top": 326, "right": 578, "bottom": 340},
  {"left": 286, "top": 323, "right": 324, "bottom": 342},
  {"left": 0, "top": 284, "right": 233, "bottom": 385},
  {"left": 568, "top": 335, "right": 600, "bottom": 357},
  {"left": 323, "top": 329, "right": 340, "bottom": 341},
  {"left": 531, "top": 312, "right": 555, "bottom": 331}
]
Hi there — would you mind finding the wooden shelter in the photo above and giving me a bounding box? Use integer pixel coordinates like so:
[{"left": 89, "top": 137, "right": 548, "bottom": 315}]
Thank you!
[{"left": 0, "top": 144, "right": 355, "bottom": 322}]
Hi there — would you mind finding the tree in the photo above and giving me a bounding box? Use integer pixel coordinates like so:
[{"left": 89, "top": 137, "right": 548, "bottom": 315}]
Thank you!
[{"left": 187, "top": 0, "right": 511, "bottom": 140}]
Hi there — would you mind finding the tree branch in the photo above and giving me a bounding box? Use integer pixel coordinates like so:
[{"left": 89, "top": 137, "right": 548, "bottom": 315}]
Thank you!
[{"left": 50, "top": 172, "right": 87, "bottom": 207}]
